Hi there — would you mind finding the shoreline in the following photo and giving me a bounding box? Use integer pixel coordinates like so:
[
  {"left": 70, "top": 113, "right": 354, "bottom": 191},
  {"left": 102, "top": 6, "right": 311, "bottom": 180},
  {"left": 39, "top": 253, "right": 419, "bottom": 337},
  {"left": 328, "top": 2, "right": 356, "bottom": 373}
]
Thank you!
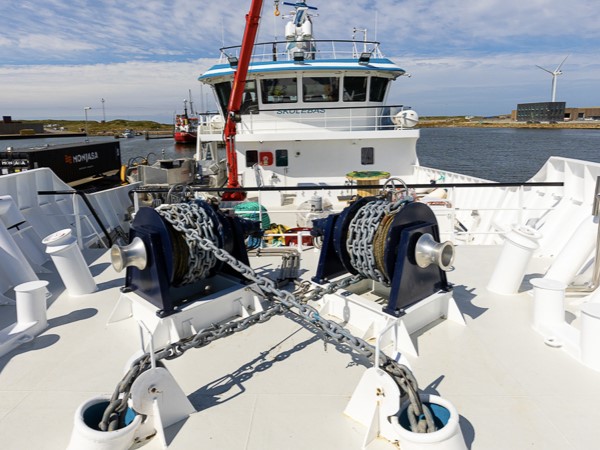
[
  {"left": 419, "top": 118, "right": 600, "bottom": 129},
  {"left": 0, "top": 132, "right": 86, "bottom": 140}
]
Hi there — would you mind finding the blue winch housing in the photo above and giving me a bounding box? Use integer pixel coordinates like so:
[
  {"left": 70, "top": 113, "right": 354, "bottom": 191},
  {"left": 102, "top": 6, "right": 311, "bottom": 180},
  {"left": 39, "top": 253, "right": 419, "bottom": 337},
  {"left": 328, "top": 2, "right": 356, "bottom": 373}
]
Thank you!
[
  {"left": 121, "top": 200, "right": 260, "bottom": 317},
  {"left": 312, "top": 197, "right": 453, "bottom": 317}
]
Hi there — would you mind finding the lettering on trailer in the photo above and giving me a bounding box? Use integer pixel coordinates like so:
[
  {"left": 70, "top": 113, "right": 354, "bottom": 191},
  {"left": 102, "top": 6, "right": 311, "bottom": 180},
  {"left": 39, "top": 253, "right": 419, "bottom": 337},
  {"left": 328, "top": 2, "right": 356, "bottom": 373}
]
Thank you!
[{"left": 64, "top": 152, "right": 99, "bottom": 164}]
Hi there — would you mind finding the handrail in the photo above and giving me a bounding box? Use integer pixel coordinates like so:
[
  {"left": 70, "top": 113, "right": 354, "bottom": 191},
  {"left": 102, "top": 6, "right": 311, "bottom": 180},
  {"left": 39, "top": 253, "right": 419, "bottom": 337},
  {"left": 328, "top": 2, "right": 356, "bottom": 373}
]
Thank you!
[
  {"left": 220, "top": 39, "right": 382, "bottom": 53},
  {"left": 131, "top": 181, "right": 564, "bottom": 195},
  {"left": 198, "top": 105, "right": 413, "bottom": 135},
  {"left": 37, "top": 190, "right": 113, "bottom": 248},
  {"left": 219, "top": 39, "right": 384, "bottom": 62}
]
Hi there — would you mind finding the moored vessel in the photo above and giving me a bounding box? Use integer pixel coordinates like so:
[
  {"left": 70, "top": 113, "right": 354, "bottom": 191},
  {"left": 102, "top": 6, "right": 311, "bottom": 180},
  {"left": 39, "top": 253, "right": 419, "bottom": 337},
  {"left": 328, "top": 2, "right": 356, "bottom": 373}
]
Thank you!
[{"left": 174, "top": 99, "right": 199, "bottom": 144}]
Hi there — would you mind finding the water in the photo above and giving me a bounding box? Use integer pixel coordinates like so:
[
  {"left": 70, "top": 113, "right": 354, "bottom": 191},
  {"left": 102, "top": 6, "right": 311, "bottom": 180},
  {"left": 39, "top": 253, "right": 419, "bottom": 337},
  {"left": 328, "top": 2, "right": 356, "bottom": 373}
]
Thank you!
[
  {"left": 418, "top": 127, "right": 600, "bottom": 182},
  {"left": 2, "top": 128, "right": 599, "bottom": 183}
]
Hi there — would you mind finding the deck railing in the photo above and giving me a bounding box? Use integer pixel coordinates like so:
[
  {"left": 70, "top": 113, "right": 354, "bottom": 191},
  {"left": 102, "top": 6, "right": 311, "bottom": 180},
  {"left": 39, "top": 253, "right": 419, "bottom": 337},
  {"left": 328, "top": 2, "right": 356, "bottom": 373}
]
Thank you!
[
  {"left": 131, "top": 181, "right": 565, "bottom": 247},
  {"left": 219, "top": 39, "right": 384, "bottom": 63},
  {"left": 198, "top": 105, "right": 414, "bottom": 136}
]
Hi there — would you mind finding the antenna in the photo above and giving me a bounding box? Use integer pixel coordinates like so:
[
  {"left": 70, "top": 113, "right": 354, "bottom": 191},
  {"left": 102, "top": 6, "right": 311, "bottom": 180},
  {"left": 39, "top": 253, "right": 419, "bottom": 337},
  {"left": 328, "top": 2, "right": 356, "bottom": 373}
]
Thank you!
[
  {"left": 536, "top": 55, "right": 569, "bottom": 102},
  {"left": 221, "top": 19, "right": 225, "bottom": 47},
  {"left": 188, "top": 89, "right": 195, "bottom": 115}
]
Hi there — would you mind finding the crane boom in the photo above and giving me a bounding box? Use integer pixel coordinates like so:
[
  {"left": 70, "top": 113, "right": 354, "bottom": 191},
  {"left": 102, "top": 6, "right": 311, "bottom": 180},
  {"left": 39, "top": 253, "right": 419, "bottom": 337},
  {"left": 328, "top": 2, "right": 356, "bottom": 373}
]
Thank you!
[{"left": 222, "top": 0, "right": 264, "bottom": 201}]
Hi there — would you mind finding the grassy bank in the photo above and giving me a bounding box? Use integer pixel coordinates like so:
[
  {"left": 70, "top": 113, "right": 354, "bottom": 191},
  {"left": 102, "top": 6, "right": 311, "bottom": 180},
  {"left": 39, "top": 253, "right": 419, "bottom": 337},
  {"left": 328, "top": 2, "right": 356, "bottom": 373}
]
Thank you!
[
  {"left": 22, "top": 119, "right": 172, "bottom": 135},
  {"left": 420, "top": 116, "right": 600, "bottom": 129},
  {"left": 20, "top": 117, "right": 600, "bottom": 133}
]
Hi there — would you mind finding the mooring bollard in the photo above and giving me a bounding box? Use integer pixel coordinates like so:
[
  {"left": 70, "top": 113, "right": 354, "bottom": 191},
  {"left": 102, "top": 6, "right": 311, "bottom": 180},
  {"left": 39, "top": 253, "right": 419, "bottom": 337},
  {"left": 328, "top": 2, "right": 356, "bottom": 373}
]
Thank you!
[
  {"left": 42, "top": 229, "right": 97, "bottom": 295},
  {"left": 487, "top": 225, "right": 541, "bottom": 295}
]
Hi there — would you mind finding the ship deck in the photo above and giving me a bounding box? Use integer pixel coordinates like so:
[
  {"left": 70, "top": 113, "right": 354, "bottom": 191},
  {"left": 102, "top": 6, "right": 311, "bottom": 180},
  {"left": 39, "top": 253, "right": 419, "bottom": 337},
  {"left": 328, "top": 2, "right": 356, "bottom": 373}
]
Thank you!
[{"left": 0, "top": 243, "right": 598, "bottom": 450}]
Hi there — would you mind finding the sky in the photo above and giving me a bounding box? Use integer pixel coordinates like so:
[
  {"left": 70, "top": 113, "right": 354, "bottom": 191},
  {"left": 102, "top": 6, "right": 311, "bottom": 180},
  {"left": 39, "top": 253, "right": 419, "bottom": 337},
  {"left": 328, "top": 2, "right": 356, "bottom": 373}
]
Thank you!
[{"left": 1, "top": 0, "right": 599, "bottom": 123}]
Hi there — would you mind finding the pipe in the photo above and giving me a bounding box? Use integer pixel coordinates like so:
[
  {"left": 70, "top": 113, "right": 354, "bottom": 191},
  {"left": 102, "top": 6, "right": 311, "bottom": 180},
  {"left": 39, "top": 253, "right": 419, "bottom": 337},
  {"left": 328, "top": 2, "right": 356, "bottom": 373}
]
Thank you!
[
  {"left": 544, "top": 215, "right": 598, "bottom": 286},
  {"left": 567, "top": 176, "right": 600, "bottom": 292},
  {"left": 487, "top": 225, "right": 541, "bottom": 295}
]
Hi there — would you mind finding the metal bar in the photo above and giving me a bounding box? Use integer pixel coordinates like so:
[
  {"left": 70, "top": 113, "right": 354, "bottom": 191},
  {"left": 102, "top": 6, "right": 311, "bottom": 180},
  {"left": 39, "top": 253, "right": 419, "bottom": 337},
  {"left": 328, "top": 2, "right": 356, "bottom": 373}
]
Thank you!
[{"left": 131, "top": 181, "right": 564, "bottom": 195}]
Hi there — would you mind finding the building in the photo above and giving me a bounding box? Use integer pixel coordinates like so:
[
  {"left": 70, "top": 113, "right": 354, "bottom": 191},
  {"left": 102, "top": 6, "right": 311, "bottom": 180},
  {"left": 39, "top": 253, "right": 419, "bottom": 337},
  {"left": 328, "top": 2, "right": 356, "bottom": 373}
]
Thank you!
[
  {"left": 512, "top": 105, "right": 600, "bottom": 122},
  {"left": 0, "top": 116, "right": 44, "bottom": 135},
  {"left": 564, "top": 107, "right": 600, "bottom": 121},
  {"left": 515, "top": 102, "right": 565, "bottom": 122}
]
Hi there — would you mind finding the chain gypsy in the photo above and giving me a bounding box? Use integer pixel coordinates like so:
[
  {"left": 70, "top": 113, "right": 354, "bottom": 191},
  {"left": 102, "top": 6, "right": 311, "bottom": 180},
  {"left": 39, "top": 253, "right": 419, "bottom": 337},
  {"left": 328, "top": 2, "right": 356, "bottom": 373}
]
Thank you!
[
  {"left": 155, "top": 203, "right": 219, "bottom": 285},
  {"left": 346, "top": 197, "right": 410, "bottom": 285},
  {"left": 100, "top": 202, "right": 434, "bottom": 434}
]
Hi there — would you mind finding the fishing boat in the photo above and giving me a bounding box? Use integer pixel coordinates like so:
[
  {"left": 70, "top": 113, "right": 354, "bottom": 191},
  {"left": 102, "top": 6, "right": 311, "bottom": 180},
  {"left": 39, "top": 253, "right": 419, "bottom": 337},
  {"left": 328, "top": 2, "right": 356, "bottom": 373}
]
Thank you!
[
  {"left": 1, "top": 1, "right": 600, "bottom": 449},
  {"left": 174, "top": 99, "right": 199, "bottom": 144}
]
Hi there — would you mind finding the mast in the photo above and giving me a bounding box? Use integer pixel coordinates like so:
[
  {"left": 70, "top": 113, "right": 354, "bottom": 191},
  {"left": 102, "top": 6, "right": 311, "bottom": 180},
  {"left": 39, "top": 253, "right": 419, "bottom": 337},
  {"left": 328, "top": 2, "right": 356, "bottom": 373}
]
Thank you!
[{"left": 222, "top": 0, "right": 264, "bottom": 201}]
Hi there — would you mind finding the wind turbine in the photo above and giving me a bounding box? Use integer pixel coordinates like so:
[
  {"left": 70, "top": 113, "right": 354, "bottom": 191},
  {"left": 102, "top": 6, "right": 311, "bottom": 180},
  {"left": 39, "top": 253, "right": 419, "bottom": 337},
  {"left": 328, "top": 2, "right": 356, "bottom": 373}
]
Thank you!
[{"left": 536, "top": 55, "right": 569, "bottom": 102}]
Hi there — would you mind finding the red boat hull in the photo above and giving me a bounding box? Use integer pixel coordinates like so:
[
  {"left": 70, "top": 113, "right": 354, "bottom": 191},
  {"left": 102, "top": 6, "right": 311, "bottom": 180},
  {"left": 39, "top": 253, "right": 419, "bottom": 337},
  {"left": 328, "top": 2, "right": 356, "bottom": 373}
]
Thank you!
[{"left": 174, "top": 131, "right": 197, "bottom": 144}]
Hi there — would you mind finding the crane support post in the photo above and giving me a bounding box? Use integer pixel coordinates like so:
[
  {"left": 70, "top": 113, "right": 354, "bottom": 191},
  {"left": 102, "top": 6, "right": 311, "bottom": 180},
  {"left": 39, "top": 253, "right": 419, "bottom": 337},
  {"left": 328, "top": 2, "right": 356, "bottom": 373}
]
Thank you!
[{"left": 223, "top": 0, "right": 264, "bottom": 200}]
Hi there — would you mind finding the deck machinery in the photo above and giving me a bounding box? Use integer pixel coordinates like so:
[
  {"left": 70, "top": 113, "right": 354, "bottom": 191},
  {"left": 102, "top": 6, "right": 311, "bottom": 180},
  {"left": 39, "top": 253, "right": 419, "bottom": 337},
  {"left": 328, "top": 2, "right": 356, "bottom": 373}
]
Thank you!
[
  {"left": 312, "top": 194, "right": 455, "bottom": 317},
  {"left": 111, "top": 200, "right": 259, "bottom": 317}
]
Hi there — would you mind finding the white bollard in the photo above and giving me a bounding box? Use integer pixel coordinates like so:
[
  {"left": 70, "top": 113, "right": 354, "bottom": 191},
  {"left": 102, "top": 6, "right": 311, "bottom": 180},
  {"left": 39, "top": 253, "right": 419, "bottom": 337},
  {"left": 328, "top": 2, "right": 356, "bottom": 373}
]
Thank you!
[
  {"left": 530, "top": 277, "right": 566, "bottom": 335},
  {"left": 67, "top": 395, "right": 141, "bottom": 450},
  {"left": 42, "top": 229, "right": 97, "bottom": 296},
  {"left": 487, "top": 225, "right": 541, "bottom": 295},
  {"left": 14, "top": 280, "right": 49, "bottom": 330},
  {"left": 580, "top": 303, "right": 600, "bottom": 371},
  {"left": 390, "top": 394, "right": 467, "bottom": 450},
  {"left": 0, "top": 280, "right": 49, "bottom": 358}
]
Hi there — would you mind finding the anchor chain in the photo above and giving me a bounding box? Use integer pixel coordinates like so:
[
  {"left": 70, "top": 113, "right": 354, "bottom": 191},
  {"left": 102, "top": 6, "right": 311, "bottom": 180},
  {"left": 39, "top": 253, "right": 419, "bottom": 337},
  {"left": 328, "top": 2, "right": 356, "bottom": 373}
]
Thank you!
[
  {"left": 155, "top": 202, "right": 219, "bottom": 285},
  {"left": 100, "top": 203, "right": 434, "bottom": 434},
  {"left": 100, "top": 301, "right": 286, "bottom": 432},
  {"left": 345, "top": 197, "right": 412, "bottom": 286}
]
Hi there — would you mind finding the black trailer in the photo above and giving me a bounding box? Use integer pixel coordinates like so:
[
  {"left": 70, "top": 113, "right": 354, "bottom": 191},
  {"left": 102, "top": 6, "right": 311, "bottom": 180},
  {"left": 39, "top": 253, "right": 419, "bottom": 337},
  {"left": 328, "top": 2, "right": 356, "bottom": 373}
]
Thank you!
[{"left": 0, "top": 141, "right": 122, "bottom": 188}]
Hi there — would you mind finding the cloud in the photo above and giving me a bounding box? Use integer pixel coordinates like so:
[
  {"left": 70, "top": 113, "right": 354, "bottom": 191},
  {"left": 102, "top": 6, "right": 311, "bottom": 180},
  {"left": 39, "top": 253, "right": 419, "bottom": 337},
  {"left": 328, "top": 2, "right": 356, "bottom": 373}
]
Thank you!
[
  {"left": 0, "top": 0, "right": 599, "bottom": 119},
  {"left": 0, "top": 60, "right": 217, "bottom": 122},
  {"left": 18, "top": 34, "right": 97, "bottom": 52},
  {"left": 389, "top": 51, "right": 600, "bottom": 115}
]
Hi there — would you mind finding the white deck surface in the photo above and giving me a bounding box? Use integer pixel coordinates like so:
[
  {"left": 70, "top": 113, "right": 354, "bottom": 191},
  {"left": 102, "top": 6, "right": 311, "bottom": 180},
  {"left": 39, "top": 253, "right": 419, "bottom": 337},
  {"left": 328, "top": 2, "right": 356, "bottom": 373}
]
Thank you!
[{"left": 1, "top": 244, "right": 599, "bottom": 449}]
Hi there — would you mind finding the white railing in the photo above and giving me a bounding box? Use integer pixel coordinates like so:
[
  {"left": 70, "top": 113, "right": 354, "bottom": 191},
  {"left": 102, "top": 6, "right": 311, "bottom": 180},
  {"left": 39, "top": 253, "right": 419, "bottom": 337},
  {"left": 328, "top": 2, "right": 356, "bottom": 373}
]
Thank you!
[
  {"left": 199, "top": 105, "right": 413, "bottom": 136},
  {"left": 223, "top": 181, "right": 565, "bottom": 249},
  {"left": 219, "top": 39, "right": 384, "bottom": 63}
]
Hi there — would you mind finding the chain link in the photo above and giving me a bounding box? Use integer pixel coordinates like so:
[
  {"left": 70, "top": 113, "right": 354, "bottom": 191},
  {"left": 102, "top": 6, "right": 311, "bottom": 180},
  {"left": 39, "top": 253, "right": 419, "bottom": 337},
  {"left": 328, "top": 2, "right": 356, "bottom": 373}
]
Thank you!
[
  {"left": 156, "top": 203, "right": 220, "bottom": 285},
  {"left": 100, "top": 203, "right": 435, "bottom": 434}
]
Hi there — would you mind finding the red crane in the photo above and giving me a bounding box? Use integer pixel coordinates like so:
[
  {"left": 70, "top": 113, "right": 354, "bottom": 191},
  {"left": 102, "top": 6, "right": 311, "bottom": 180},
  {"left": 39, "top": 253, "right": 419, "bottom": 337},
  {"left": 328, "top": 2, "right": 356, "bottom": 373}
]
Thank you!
[{"left": 222, "top": 0, "right": 264, "bottom": 201}]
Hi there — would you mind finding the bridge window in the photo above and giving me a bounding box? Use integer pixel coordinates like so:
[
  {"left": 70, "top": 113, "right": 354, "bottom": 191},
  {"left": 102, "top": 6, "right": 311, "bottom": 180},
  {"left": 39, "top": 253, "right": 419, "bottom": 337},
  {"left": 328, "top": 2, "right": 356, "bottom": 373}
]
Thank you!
[
  {"left": 369, "top": 77, "right": 389, "bottom": 102},
  {"left": 261, "top": 78, "right": 298, "bottom": 104},
  {"left": 214, "top": 81, "right": 232, "bottom": 115},
  {"left": 303, "top": 76, "right": 339, "bottom": 102},
  {"left": 343, "top": 76, "right": 367, "bottom": 102},
  {"left": 240, "top": 80, "right": 258, "bottom": 114}
]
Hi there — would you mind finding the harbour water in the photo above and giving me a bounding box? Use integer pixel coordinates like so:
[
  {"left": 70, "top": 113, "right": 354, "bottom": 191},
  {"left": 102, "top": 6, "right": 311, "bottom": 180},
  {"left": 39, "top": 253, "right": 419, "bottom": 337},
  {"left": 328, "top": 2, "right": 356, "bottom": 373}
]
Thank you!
[
  {"left": 2, "top": 127, "right": 599, "bottom": 183},
  {"left": 418, "top": 127, "right": 600, "bottom": 182}
]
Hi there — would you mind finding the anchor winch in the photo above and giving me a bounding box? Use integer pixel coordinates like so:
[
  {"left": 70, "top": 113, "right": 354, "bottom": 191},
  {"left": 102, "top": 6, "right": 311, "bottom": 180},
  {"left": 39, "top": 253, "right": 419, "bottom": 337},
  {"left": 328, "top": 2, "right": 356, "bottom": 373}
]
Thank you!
[
  {"left": 312, "top": 190, "right": 455, "bottom": 316},
  {"left": 110, "top": 200, "right": 260, "bottom": 317}
]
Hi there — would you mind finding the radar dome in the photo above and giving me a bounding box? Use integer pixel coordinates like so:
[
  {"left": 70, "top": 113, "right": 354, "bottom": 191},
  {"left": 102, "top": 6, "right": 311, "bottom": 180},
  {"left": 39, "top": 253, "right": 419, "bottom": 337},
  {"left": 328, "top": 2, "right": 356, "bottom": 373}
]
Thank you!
[{"left": 392, "top": 110, "right": 419, "bottom": 128}]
